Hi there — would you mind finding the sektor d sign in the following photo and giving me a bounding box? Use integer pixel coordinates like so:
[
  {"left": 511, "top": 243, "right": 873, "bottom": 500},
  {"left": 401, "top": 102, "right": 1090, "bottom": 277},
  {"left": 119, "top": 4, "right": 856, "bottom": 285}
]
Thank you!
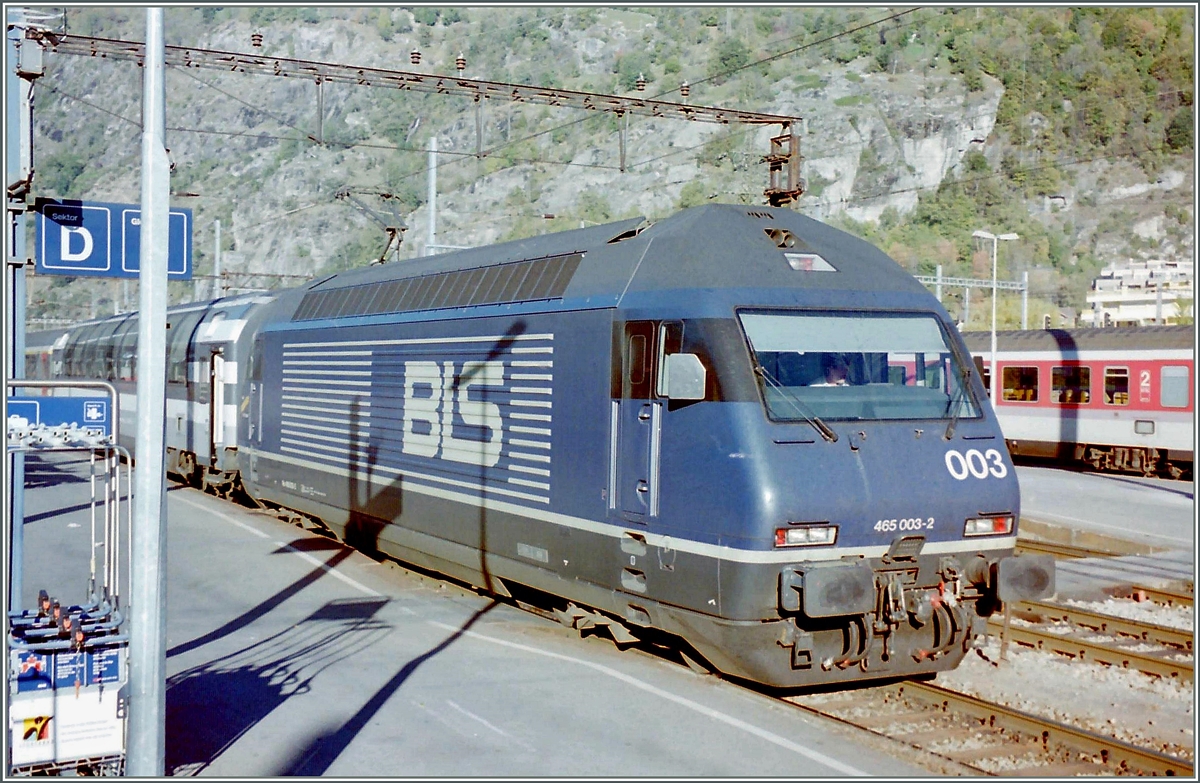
[{"left": 34, "top": 198, "right": 192, "bottom": 280}]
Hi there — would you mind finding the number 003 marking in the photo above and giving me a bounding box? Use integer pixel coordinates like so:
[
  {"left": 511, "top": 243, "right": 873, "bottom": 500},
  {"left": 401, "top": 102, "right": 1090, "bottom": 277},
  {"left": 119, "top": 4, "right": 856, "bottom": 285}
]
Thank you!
[{"left": 945, "top": 448, "right": 1008, "bottom": 480}]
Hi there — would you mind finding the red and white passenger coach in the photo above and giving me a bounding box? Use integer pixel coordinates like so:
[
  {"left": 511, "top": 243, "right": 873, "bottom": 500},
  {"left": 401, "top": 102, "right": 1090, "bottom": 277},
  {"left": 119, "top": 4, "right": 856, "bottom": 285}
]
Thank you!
[{"left": 962, "top": 326, "right": 1194, "bottom": 479}]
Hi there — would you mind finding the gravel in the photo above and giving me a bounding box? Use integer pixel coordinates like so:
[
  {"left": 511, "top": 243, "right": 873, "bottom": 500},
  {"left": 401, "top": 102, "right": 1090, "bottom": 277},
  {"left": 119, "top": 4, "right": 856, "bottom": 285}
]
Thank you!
[{"left": 936, "top": 596, "right": 1195, "bottom": 762}]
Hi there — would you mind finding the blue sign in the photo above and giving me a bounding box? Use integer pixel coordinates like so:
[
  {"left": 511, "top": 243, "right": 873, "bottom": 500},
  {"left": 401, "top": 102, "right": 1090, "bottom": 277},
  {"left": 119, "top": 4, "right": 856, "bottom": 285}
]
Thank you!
[
  {"left": 34, "top": 198, "right": 192, "bottom": 280},
  {"left": 7, "top": 396, "right": 110, "bottom": 438},
  {"left": 13, "top": 651, "right": 53, "bottom": 693},
  {"left": 89, "top": 646, "right": 122, "bottom": 685},
  {"left": 54, "top": 652, "right": 87, "bottom": 689}
]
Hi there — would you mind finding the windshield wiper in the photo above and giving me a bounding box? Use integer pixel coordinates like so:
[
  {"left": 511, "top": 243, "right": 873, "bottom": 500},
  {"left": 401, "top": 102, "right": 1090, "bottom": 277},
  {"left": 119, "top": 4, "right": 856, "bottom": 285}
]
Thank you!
[
  {"left": 754, "top": 365, "right": 838, "bottom": 443},
  {"left": 943, "top": 365, "right": 972, "bottom": 440}
]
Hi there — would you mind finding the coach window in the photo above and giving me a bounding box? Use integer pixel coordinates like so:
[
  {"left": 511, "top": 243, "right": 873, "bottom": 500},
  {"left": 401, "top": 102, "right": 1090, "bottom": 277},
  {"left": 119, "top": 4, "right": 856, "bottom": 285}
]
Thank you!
[
  {"left": 116, "top": 318, "right": 138, "bottom": 381},
  {"left": 1051, "top": 366, "right": 1090, "bottom": 404},
  {"left": 1103, "top": 367, "right": 1130, "bottom": 406},
  {"left": 1161, "top": 366, "right": 1190, "bottom": 408},
  {"left": 167, "top": 311, "right": 205, "bottom": 384},
  {"left": 1001, "top": 366, "right": 1038, "bottom": 402}
]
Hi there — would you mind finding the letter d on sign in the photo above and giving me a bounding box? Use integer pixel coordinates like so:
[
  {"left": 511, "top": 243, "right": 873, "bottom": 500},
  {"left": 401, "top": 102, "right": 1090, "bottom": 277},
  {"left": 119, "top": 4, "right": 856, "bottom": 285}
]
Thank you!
[{"left": 60, "top": 225, "right": 94, "bottom": 262}]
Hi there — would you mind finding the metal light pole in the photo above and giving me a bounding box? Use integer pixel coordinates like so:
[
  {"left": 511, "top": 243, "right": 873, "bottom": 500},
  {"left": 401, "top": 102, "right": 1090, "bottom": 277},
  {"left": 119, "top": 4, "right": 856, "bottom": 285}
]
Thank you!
[
  {"left": 128, "top": 7, "right": 170, "bottom": 775},
  {"left": 973, "top": 230, "right": 1019, "bottom": 402}
]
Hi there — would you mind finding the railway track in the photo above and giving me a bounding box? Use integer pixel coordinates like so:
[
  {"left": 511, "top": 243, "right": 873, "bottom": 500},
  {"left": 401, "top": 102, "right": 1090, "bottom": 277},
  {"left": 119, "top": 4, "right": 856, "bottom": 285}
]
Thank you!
[
  {"left": 1013, "top": 599, "right": 1192, "bottom": 652},
  {"left": 1120, "top": 583, "right": 1195, "bottom": 609},
  {"left": 789, "top": 680, "right": 1194, "bottom": 776},
  {"left": 990, "top": 598, "right": 1194, "bottom": 682}
]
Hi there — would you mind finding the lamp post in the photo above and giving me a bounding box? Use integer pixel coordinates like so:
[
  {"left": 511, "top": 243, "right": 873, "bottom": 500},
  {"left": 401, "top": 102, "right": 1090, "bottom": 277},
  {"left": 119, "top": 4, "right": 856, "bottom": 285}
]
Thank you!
[{"left": 973, "top": 230, "right": 1019, "bottom": 402}]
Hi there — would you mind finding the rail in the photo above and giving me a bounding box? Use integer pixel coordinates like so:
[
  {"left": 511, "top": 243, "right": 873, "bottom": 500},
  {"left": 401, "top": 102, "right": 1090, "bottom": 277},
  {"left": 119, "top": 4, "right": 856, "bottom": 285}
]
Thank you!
[
  {"left": 988, "top": 617, "right": 1192, "bottom": 682},
  {"left": 1015, "top": 538, "right": 1130, "bottom": 560},
  {"left": 895, "top": 681, "right": 1194, "bottom": 776},
  {"left": 1014, "top": 599, "right": 1193, "bottom": 652},
  {"left": 1123, "top": 584, "right": 1194, "bottom": 608},
  {"left": 787, "top": 679, "right": 1193, "bottom": 776}
]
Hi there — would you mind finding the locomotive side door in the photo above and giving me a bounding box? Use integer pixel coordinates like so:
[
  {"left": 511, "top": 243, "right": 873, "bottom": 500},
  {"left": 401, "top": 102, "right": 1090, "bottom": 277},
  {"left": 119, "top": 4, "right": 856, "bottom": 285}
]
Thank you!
[
  {"left": 247, "top": 336, "right": 264, "bottom": 448},
  {"left": 612, "top": 321, "right": 660, "bottom": 521}
]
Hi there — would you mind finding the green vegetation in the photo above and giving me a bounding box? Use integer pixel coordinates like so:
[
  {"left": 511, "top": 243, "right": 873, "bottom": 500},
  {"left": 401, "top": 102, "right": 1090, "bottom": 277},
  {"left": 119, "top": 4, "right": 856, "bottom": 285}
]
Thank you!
[{"left": 26, "top": 7, "right": 1194, "bottom": 325}]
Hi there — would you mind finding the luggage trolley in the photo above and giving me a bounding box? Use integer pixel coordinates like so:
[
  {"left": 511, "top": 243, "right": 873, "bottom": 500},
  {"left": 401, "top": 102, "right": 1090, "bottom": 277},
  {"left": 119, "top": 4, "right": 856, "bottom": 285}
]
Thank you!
[{"left": 6, "top": 381, "right": 130, "bottom": 776}]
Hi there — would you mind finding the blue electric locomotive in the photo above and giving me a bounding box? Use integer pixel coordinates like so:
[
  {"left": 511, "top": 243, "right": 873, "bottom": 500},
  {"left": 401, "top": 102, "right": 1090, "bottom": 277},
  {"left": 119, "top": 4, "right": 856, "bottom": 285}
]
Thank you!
[{"left": 232, "top": 203, "right": 1054, "bottom": 687}]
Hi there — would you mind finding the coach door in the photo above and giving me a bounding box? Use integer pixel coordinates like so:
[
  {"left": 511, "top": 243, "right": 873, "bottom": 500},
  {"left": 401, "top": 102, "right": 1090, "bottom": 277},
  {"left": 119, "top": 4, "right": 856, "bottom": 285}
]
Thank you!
[
  {"left": 209, "top": 348, "right": 226, "bottom": 465},
  {"left": 612, "top": 321, "right": 661, "bottom": 520}
]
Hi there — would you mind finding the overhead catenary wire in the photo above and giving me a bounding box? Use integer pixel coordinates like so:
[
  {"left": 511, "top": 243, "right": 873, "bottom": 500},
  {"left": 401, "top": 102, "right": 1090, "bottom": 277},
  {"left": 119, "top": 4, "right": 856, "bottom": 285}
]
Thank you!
[{"left": 32, "top": 9, "right": 1185, "bottom": 271}]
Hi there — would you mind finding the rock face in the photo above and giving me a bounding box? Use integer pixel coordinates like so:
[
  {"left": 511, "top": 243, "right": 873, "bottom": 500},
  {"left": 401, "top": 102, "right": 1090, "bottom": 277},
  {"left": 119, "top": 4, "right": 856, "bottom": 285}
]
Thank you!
[
  {"left": 794, "top": 67, "right": 1005, "bottom": 224},
  {"left": 23, "top": 9, "right": 1194, "bottom": 322}
]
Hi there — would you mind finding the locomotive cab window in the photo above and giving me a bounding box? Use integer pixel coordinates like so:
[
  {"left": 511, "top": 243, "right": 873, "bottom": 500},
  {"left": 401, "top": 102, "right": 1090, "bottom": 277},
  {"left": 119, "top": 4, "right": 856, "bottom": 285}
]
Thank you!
[
  {"left": 1002, "top": 366, "right": 1039, "bottom": 402},
  {"left": 738, "top": 311, "right": 978, "bottom": 422},
  {"left": 654, "top": 321, "right": 684, "bottom": 397},
  {"left": 1051, "top": 366, "right": 1090, "bottom": 404},
  {"left": 1103, "top": 367, "right": 1130, "bottom": 406}
]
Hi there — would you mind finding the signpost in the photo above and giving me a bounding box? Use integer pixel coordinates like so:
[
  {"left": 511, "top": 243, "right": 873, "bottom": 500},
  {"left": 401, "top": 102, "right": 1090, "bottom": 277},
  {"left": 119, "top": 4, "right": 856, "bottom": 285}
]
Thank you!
[{"left": 34, "top": 198, "right": 192, "bottom": 279}]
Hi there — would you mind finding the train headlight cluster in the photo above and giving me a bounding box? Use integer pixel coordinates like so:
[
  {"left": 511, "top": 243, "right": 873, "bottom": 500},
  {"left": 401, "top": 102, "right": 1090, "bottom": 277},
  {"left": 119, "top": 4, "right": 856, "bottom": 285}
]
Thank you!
[
  {"left": 963, "top": 515, "right": 1014, "bottom": 537},
  {"left": 775, "top": 524, "right": 838, "bottom": 547}
]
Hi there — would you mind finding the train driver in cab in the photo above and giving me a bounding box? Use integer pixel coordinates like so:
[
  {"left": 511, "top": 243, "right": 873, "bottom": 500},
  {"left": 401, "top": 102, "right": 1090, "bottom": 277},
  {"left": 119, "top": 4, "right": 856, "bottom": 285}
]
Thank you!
[{"left": 813, "top": 352, "right": 850, "bottom": 386}]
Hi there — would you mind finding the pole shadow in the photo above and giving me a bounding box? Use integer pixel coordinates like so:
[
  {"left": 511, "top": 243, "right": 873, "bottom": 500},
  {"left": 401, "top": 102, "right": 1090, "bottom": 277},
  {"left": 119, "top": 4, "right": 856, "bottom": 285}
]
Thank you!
[
  {"left": 280, "top": 600, "right": 498, "bottom": 776},
  {"left": 164, "top": 595, "right": 392, "bottom": 776},
  {"left": 166, "top": 537, "right": 355, "bottom": 660}
]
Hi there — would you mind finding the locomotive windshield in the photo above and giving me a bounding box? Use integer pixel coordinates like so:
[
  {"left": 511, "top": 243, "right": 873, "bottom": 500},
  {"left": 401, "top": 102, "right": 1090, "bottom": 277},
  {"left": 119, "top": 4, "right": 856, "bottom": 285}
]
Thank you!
[{"left": 739, "top": 311, "right": 980, "bottom": 423}]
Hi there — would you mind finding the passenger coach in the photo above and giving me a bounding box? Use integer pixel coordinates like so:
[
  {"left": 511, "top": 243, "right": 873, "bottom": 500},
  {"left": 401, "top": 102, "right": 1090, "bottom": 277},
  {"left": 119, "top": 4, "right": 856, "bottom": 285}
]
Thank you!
[
  {"left": 45, "top": 292, "right": 277, "bottom": 492},
  {"left": 963, "top": 327, "right": 1194, "bottom": 479}
]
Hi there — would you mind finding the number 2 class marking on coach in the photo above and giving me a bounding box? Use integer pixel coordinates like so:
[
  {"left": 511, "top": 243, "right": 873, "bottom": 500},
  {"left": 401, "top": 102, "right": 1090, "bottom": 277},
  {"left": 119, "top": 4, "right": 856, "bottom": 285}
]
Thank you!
[{"left": 944, "top": 448, "right": 1008, "bottom": 480}]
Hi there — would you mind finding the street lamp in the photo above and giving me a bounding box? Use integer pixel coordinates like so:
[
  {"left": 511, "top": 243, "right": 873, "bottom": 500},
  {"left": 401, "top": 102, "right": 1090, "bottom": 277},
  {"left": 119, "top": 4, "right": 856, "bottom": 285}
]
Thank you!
[{"left": 973, "top": 230, "right": 1019, "bottom": 403}]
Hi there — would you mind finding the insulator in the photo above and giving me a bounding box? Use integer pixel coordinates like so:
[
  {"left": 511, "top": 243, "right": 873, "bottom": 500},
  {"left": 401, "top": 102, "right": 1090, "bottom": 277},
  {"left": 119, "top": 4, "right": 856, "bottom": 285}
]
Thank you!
[
  {"left": 636, "top": 73, "right": 646, "bottom": 92},
  {"left": 410, "top": 48, "right": 421, "bottom": 65},
  {"left": 250, "top": 32, "right": 263, "bottom": 48},
  {"left": 456, "top": 52, "right": 466, "bottom": 73},
  {"left": 680, "top": 81, "right": 690, "bottom": 99}
]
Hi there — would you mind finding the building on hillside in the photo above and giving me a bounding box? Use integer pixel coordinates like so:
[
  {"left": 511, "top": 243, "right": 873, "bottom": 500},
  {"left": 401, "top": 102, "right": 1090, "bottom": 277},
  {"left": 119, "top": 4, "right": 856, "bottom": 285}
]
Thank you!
[{"left": 1081, "top": 259, "right": 1194, "bottom": 327}]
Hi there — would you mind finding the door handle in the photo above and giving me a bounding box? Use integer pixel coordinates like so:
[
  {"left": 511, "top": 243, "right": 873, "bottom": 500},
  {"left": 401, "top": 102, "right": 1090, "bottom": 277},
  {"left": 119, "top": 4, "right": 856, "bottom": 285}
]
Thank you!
[{"left": 638, "top": 408, "right": 651, "bottom": 421}]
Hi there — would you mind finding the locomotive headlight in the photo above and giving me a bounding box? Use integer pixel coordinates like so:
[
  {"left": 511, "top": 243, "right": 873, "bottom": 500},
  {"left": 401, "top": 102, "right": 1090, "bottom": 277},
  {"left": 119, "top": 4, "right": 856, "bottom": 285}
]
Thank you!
[
  {"left": 963, "top": 515, "right": 1014, "bottom": 536},
  {"left": 775, "top": 524, "right": 838, "bottom": 547}
]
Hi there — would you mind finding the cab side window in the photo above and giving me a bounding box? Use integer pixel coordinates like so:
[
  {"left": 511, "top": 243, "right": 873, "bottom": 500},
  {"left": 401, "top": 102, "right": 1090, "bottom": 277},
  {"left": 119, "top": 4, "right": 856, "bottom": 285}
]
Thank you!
[{"left": 623, "top": 321, "right": 655, "bottom": 400}]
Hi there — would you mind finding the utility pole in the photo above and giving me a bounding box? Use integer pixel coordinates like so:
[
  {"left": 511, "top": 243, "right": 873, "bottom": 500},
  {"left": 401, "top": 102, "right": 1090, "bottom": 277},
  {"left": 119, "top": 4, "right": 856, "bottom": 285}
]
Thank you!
[
  {"left": 127, "top": 7, "right": 169, "bottom": 776},
  {"left": 1022, "top": 270, "right": 1028, "bottom": 330},
  {"left": 973, "top": 230, "right": 1019, "bottom": 401},
  {"left": 213, "top": 218, "right": 221, "bottom": 299},
  {"left": 5, "top": 9, "right": 45, "bottom": 613},
  {"left": 427, "top": 136, "right": 437, "bottom": 256}
]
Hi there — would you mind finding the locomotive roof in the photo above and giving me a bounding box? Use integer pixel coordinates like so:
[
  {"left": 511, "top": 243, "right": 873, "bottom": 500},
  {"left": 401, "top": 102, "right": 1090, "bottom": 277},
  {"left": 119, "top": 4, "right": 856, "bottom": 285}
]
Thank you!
[
  {"left": 960, "top": 325, "right": 1196, "bottom": 352},
  {"left": 302, "top": 203, "right": 928, "bottom": 304}
]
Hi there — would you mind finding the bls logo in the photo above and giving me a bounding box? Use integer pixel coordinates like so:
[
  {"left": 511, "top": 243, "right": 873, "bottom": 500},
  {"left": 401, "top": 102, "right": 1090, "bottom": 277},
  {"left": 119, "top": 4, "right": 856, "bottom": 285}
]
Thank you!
[{"left": 403, "top": 360, "right": 504, "bottom": 467}]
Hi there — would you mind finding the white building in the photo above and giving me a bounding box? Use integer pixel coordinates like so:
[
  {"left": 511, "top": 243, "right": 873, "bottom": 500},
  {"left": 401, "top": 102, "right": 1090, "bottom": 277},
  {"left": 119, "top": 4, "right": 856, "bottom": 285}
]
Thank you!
[{"left": 1082, "top": 259, "right": 1194, "bottom": 327}]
